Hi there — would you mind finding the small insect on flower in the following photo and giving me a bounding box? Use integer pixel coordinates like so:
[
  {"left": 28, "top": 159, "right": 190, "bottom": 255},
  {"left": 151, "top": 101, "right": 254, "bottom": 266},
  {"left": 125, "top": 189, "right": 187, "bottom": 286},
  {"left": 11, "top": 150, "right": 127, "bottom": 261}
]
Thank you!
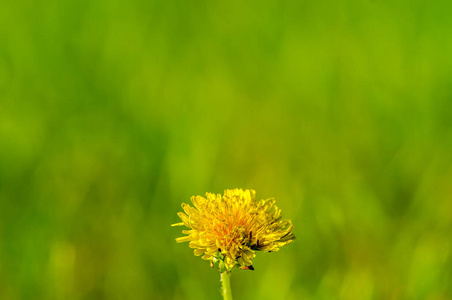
[{"left": 172, "top": 189, "right": 295, "bottom": 273}]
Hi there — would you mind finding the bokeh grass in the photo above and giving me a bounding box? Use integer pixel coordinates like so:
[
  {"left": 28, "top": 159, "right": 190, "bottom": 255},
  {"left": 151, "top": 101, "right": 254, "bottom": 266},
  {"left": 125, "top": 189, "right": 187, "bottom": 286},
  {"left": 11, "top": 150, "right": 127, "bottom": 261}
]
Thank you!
[{"left": 1, "top": 0, "right": 452, "bottom": 299}]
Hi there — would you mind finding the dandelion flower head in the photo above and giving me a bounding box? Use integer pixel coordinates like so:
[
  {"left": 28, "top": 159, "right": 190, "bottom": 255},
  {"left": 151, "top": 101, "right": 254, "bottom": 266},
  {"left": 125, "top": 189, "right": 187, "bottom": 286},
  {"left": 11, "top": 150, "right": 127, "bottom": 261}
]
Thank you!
[{"left": 172, "top": 189, "right": 295, "bottom": 272}]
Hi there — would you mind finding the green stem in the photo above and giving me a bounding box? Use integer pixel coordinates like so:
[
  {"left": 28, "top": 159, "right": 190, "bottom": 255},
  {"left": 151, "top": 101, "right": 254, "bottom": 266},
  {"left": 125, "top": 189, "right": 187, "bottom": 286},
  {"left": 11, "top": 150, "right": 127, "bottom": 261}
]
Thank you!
[{"left": 220, "top": 272, "right": 233, "bottom": 300}]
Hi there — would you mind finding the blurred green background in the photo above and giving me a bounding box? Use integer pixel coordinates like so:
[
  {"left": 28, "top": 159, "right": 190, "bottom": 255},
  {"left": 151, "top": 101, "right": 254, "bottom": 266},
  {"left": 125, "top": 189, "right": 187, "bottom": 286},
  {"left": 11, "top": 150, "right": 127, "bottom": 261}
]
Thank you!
[{"left": 1, "top": 0, "right": 452, "bottom": 299}]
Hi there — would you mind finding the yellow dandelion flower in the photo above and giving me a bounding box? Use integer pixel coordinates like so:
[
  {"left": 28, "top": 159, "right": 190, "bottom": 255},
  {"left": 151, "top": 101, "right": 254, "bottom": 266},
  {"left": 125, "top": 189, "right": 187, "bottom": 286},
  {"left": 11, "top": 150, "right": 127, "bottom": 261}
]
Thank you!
[{"left": 172, "top": 188, "right": 295, "bottom": 273}]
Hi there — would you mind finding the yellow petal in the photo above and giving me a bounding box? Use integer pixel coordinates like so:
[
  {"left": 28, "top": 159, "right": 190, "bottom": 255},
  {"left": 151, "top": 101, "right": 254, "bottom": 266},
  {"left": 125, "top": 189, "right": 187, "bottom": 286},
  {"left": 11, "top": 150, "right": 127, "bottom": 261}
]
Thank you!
[
  {"left": 175, "top": 236, "right": 191, "bottom": 243},
  {"left": 193, "top": 248, "right": 205, "bottom": 256}
]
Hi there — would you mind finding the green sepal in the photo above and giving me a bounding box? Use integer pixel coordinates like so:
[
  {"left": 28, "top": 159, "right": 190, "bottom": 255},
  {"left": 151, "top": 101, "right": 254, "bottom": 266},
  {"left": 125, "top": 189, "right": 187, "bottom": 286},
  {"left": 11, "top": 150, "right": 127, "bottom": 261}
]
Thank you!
[{"left": 211, "top": 251, "right": 227, "bottom": 273}]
